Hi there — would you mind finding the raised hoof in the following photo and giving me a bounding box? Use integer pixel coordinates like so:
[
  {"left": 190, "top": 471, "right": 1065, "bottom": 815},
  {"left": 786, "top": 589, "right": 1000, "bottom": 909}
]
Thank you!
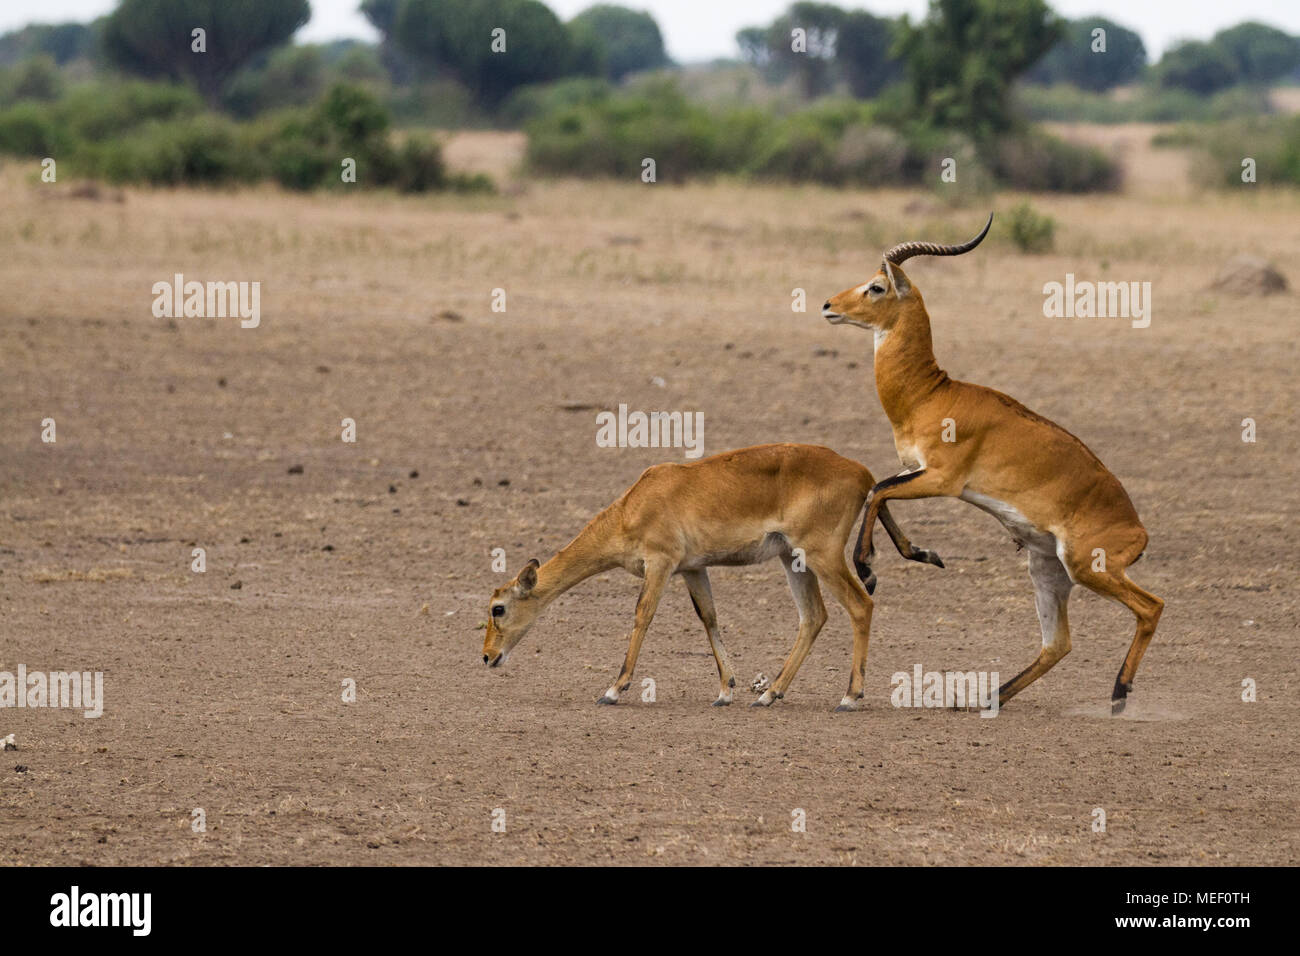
[
  {"left": 923, "top": 550, "right": 945, "bottom": 569},
  {"left": 596, "top": 695, "right": 618, "bottom": 706}
]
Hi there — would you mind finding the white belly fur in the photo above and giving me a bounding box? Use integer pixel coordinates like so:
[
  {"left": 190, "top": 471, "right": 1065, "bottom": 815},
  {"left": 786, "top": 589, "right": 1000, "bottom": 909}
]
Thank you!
[
  {"left": 678, "top": 532, "right": 790, "bottom": 570},
  {"left": 959, "top": 489, "right": 1057, "bottom": 555}
]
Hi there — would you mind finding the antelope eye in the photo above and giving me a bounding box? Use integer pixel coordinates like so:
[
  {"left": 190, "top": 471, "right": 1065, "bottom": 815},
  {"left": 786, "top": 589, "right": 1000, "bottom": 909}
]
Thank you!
[
  {"left": 491, "top": 604, "right": 505, "bottom": 617},
  {"left": 868, "top": 285, "right": 884, "bottom": 294}
]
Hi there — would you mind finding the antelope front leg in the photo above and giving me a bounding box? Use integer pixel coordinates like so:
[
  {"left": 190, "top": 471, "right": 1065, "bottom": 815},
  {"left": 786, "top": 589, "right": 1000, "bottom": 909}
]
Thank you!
[
  {"left": 856, "top": 468, "right": 957, "bottom": 571},
  {"left": 597, "top": 561, "right": 672, "bottom": 705},
  {"left": 877, "top": 502, "right": 945, "bottom": 569}
]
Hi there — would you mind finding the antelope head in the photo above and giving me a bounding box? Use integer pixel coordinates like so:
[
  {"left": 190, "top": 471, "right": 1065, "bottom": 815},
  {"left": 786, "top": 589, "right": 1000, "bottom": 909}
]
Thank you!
[
  {"left": 482, "top": 558, "right": 542, "bottom": 668},
  {"left": 822, "top": 213, "right": 993, "bottom": 336}
]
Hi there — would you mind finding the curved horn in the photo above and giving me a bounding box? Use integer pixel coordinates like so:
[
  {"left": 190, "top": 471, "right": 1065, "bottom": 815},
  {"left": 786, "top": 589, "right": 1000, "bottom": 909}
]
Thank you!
[{"left": 883, "top": 212, "right": 994, "bottom": 266}]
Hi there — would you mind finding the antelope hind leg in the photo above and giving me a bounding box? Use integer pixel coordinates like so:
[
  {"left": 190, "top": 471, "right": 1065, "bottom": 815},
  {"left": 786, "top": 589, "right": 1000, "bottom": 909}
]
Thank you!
[
  {"left": 753, "top": 553, "right": 827, "bottom": 707},
  {"left": 997, "top": 551, "right": 1073, "bottom": 707},
  {"left": 682, "top": 569, "right": 736, "bottom": 706}
]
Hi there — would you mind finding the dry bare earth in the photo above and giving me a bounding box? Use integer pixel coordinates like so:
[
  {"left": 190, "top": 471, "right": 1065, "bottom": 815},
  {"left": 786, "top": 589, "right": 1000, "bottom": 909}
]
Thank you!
[{"left": 0, "top": 128, "right": 1297, "bottom": 865}]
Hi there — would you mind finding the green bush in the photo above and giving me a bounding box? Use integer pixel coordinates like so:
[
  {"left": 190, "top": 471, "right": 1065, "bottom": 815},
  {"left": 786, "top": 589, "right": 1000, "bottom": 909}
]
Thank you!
[
  {"left": 317, "top": 82, "right": 390, "bottom": 143},
  {"left": 527, "top": 86, "right": 911, "bottom": 185},
  {"left": 1185, "top": 116, "right": 1300, "bottom": 188},
  {"left": 0, "top": 78, "right": 213, "bottom": 165},
  {"left": 335, "top": 45, "right": 388, "bottom": 84},
  {"left": 526, "top": 91, "right": 708, "bottom": 178},
  {"left": 386, "top": 79, "right": 481, "bottom": 127},
  {"left": 87, "top": 114, "right": 251, "bottom": 186},
  {"left": 989, "top": 129, "right": 1120, "bottom": 193},
  {"left": 1015, "top": 83, "right": 1274, "bottom": 125},
  {"left": 0, "top": 102, "right": 68, "bottom": 155},
  {"left": 913, "top": 131, "right": 997, "bottom": 200},
  {"left": 391, "top": 134, "right": 446, "bottom": 192},
  {"left": 1130, "top": 87, "right": 1221, "bottom": 122},
  {"left": 253, "top": 84, "right": 464, "bottom": 193},
  {"left": 56, "top": 80, "right": 204, "bottom": 142},
  {"left": 832, "top": 124, "right": 909, "bottom": 185},
  {"left": 446, "top": 171, "right": 496, "bottom": 194},
  {"left": 0, "top": 55, "right": 63, "bottom": 105},
  {"left": 527, "top": 92, "right": 759, "bottom": 181},
  {"left": 498, "top": 77, "right": 612, "bottom": 126},
  {"left": 233, "top": 84, "right": 449, "bottom": 192},
  {"left": 524, "top": 82, "right": 1117, "bottom": 192},
  {"left": 265, "top": 130, "right": 334, "bottom": 190},
  {"left": 748, "top": 114, "right": 838, "bottom": 182},
  {"left": 1005, "top": 201, "right": 1055, "bottom": 253},
  {"left": 889, "top": 123, "right": 981, "bottom": 188},
  {"left": 0, "top": 76, "right": 472, "bottom": 195},
  {"left": 1018, "top": 84, "right": 1141, "bottom": 123},
  {"left": 1205, "top": 86, "right": 1274, "bottom": 121},
  {"left": 223, "top": 45, "right": 327, "bottom": 118}
]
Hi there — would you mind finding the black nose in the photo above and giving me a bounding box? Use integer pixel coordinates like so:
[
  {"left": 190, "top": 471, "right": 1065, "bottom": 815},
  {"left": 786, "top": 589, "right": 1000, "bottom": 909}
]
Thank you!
[
  {"left": 823, "top": 301, "right": 831, "bottom": 310},
  {"left": 483, "top": 654, "right": 489, "bottom": 664}
]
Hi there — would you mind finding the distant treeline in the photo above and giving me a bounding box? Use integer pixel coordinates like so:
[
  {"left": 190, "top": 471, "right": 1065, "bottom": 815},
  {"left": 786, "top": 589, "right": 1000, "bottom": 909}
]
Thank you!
[
  {"left": 4, "top": 1, "right": 1295, "bottom": 110},
  {"left": 1, "top": 0, "right": 1298, "bottom": 191},
  {"left": 0, "top": 1, "right": 673, "bottom": 110},
  {"left": 735, "top": 6, "right": 1299, "bottom": 98}
]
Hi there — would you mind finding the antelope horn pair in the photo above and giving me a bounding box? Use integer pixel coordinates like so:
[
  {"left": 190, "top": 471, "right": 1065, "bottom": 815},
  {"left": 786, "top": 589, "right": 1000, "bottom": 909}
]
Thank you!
[{"left": 883, "top": 212, "right": 994, "bottom": 267}]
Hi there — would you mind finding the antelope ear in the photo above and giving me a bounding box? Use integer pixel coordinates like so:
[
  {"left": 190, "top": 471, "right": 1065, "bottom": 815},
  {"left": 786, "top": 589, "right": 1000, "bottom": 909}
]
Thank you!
[
  {"left": 517, "top": 562, "right": 538, "bottom": 594},
  {"left": 883, "top": 260, "right": 912, "bottom": 298}
]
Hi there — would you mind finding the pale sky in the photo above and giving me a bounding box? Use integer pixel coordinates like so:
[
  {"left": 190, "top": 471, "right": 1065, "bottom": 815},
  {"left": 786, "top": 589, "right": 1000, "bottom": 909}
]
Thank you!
[{"left": 3, "top": 0, "right": 1299, "bottom": 64}]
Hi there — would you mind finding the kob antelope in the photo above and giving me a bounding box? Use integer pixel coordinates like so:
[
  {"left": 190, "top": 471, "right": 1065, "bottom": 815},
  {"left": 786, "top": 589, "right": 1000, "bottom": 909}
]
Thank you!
[
  {"left": 481, "top": 443, "right": 943, "bottom": 709},
  {"left": 823, "top": 215, "right": 1163, "bottom": 713}
]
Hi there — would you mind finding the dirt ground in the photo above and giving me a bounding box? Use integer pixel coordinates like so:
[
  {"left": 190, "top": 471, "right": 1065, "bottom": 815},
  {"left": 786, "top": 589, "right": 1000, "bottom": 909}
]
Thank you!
[{"left": 1, "top": 128, "right": 1297, "bottom": 865}]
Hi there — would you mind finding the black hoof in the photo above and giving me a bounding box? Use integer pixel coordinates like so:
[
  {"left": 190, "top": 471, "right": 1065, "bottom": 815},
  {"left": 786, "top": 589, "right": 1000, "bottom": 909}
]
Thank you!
[
  {"left": 711, "top": 697, "right": 731, "bottom": 707},
  {"left": 926, "top": 551, "right": 945, "bottom": 569},
  {"left": 1111, "top": 677, "right": 1131, "bottom": 715},
  {"left": 833, "top": 704, "right": 855, "bottom": 712},
  {"left": 596, "top": 695, "right": 617, "bottom": 706}
]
